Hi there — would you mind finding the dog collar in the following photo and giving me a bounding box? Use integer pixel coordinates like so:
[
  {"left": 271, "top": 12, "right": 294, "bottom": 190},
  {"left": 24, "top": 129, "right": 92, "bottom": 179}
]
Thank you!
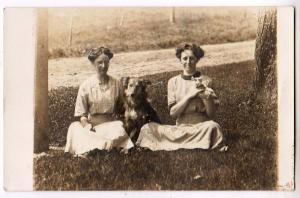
[{"left": 181, "top": 71, "right": 201, "bottom": 80}]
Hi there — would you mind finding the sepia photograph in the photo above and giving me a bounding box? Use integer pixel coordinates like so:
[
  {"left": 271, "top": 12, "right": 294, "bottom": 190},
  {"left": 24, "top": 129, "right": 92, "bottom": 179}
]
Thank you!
[{"left": 3, "top": 6, "right": 295, "bottom": 192}]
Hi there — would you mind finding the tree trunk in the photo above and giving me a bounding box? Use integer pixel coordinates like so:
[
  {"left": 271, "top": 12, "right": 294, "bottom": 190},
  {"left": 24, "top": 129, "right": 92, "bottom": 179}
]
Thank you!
[
  {"left": 34, "top": 8, "right": 49, "bottom": 153},
  {"left": 170, "top": 7, "right": 175, "bottom": 24},
  {"left": 254, "top": 8, "right": 277, "bottom": 102},
  {"left": 68, "top": 14, "right": 73, "bottom": 48}
]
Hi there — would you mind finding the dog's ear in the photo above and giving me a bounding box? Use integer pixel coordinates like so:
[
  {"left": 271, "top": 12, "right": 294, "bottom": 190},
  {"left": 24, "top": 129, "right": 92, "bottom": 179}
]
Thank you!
[
  {"left": 140, "top": 79, "right": 151, "bottom": 92},
  {"left": 121, "top": 77, "right": 130, "bottom": 89},
  {"left": 141, "top": 79, "right": 151, "bottom": 87}
]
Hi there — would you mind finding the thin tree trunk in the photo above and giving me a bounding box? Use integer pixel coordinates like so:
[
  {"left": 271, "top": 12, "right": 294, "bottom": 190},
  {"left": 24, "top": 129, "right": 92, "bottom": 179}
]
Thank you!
[
  {"left": 170, "top": 7, "right": 175, "bottom": 24},
  {"left": 119, "top": 11, "right": 125, "bottom": 26},
  {"left": 68, "top": 14, "right": 73, "bottom": 48}
]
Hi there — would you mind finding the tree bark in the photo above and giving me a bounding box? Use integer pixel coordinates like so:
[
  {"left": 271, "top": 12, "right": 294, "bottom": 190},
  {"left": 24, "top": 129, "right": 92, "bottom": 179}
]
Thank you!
[{"left": 254, "top": 8, "right": 277, "bottom": 102}]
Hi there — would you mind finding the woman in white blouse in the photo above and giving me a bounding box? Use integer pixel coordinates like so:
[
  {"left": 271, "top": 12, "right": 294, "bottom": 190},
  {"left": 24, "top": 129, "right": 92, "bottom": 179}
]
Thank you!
[
  {"left": 136, "top": 43, "right": 227, "bottom": 151},
  {"left": 64, "top": 47, "right": 134, "bottom": 155}
]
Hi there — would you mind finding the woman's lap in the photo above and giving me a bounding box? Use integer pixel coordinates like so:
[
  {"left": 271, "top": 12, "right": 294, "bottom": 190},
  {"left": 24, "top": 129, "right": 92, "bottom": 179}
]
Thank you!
[
  {"left": 136, "top": 120, "right": 224, "bottom": 151},
  {"left": 65, "top": 119, "right": 224, "bottom": 153},
  {"left": 65, "top": 121, "right": 134, "bottom": 155}
]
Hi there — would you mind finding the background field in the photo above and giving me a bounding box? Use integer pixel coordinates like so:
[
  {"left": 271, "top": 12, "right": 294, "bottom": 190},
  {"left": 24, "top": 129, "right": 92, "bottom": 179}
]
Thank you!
[{"left": 48, "top": 7, "right": 258, "bottom": 58}]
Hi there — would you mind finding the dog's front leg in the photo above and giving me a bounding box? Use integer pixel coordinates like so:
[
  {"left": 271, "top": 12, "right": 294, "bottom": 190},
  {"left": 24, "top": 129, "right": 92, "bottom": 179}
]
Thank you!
[
  {"left": 124, "top": 118, "right": 134, "bottom": 135},
  {"left": 130, "top": 127, "right": 142, "bottom": 143},
  {"left": 129, "top": 128, "right": 137, "bottom": 139}
]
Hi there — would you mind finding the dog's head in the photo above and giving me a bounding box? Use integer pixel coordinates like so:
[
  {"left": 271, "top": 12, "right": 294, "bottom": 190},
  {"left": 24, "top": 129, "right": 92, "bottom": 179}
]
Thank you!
[{"left": 121, "top": 77, "right": 151, "bottom": 104}]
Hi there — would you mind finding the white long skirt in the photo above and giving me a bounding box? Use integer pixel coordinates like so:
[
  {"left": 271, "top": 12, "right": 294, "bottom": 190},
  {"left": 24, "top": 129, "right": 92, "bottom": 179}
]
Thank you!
[
  {"left": 64, "top": 121, "right": 134, "bottom": 155},
  {"left": 136, "top": 120, "right": 224, "bottom": 151}
]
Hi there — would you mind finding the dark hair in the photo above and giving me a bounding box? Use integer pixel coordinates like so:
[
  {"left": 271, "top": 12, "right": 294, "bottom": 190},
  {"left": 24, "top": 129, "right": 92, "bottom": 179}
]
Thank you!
[
  {"left": 175, "top": 43, "right": 204, "bottom": 60},
  {"left": 87, "top": 47, "right": 114, "bottom": 62}
]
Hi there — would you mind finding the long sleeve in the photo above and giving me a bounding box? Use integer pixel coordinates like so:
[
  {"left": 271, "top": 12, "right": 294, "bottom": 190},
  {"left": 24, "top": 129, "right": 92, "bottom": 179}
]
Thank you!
[
  {"left": 74, "top": 84, "right": 89, "bottom": 117},
  {"left": 167, "top": 78, "right": 176, "bottom": 109}
]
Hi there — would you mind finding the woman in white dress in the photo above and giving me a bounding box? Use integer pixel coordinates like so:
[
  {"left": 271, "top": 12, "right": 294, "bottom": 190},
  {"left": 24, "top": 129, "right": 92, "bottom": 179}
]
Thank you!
[
  {"left": 64, "top": 47, "right": 134, "bottom": 155},
  {"left": 136, "top": 43, "right": 227, "bottom": 151}
]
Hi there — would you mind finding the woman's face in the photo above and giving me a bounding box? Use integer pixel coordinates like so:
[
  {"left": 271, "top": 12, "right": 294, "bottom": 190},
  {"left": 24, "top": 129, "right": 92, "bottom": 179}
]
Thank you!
[
  {"left": 92, "top": 54, "right": 110, "bottom": 75},
  {"left": 180, "top": 49, "right": 198, "bottom": 75}
]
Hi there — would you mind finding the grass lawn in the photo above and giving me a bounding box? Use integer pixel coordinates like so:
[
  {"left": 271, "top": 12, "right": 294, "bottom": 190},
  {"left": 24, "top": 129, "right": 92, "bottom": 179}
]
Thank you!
[{"left": 34, "top": 60, "right": 277, "bottom": 190}]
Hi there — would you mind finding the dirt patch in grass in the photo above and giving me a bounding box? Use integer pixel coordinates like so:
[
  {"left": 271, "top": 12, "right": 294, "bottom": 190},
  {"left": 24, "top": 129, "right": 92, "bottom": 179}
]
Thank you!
[
  {"left": 48, "top": 40, "right": 255, "bottom": 89},
  {"left": 36, "top": 60, "right": 277, "bottom": 190}
]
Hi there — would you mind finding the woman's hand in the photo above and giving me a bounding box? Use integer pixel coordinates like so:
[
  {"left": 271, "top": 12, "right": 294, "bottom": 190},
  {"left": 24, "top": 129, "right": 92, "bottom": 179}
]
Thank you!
[
  {"left": 196, "top": 87, "right": 217, "bottom": 118},
  {"left": 198, "top": 90, "right": 211, "bottom": 100},
  {"left": 186, "top": 87, "right": 203, "bottom": 99},
  {"left": 80, "top": 116, "right": 89, "bottom": 127}
]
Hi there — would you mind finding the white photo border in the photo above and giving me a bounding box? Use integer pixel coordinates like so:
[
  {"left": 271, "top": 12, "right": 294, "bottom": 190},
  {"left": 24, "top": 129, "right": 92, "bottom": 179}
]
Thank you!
[{"left": 1, "top": 0, "right": 299, "bottom": 197}]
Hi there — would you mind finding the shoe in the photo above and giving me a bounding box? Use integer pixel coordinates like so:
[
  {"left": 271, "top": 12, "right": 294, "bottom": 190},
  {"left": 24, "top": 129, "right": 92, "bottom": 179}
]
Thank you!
[
  {"left": 219, "top": 145, "right": 229, "bottom": 152},
  {"left": 120, "top": 148, "right": 129, "bottom": 154}
]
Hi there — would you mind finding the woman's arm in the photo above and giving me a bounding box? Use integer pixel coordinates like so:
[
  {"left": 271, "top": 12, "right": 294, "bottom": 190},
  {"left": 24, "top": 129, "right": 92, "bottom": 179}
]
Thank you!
[
  {"left": 74, "top": 84, "right": 90, "bottom": 127},
  {"left": 198, "top": 76, "right": 218, "bottom": 119},
  {"left": 169, "top": 96, "right": 190, "bottom": 118},
  {"left": 170, "top": 88, "right": 202, "bottom": 118},
  {"left": 202, "top": 97, "right": 217, "bottom": 118}
]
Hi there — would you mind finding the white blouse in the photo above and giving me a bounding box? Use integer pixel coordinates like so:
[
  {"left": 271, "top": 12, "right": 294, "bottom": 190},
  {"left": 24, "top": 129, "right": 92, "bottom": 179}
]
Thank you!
[
  {"left": 168, "top": 74, "right": 219, "bottom": 124},
  {"left": 168, "top": 74, "right": 206, "bottom": 113},
  {"left": 74, "top": 75, "right": 123, "bottom": 117}
]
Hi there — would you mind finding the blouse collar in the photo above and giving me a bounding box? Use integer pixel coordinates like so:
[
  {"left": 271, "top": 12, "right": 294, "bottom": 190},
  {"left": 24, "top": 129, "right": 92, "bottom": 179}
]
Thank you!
[
  {"left": 96, "top": 75, "right": 110, "bottom": 85},
  {"left": 181, "top": 71, "right": 201, "bottom": 80}
]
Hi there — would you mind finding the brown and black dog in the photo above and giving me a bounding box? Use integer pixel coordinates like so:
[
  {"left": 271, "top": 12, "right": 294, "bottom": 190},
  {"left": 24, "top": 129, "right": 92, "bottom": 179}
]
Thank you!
[{"left": 119, "top": 77, "right": 161, "bottom": 142}]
